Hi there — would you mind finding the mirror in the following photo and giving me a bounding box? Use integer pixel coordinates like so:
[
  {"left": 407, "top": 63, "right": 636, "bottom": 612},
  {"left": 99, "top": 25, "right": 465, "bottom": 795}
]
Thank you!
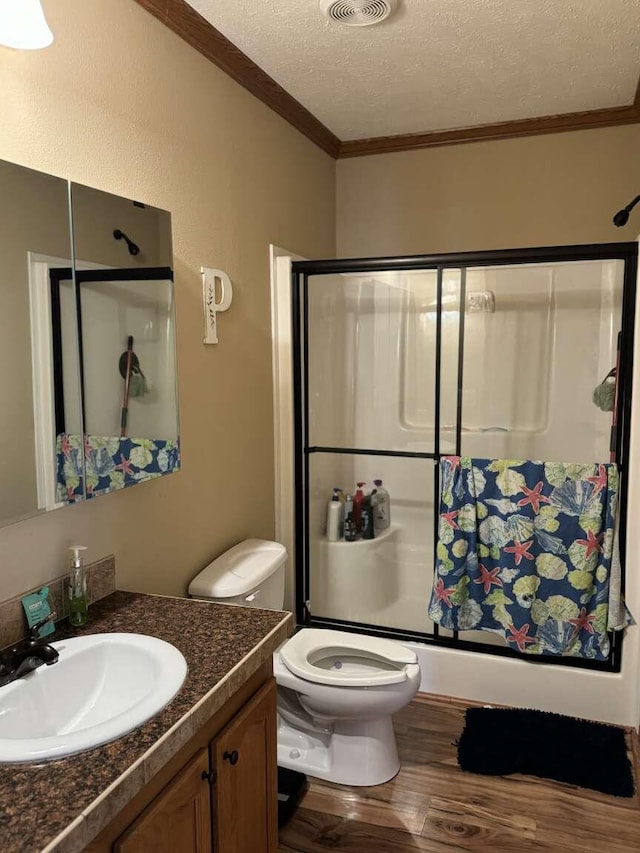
[
  {"left": 0, "top": 160, "right": 79, "bottom": 526},
  {"left": 59, "top": 184, "right": 179, "bottom": 502},
  {"left": 0, "top": 158, "right": 179, "bottom": 528}
]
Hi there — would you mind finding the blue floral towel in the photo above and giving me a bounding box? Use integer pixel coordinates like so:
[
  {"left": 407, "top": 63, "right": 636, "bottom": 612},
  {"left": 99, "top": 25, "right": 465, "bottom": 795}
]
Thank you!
[
  {"left": 428, "top": 457, "right": 631, "bottom": 661},
  {"left": 57, "top": 434, "right": 180, "bottom": 502}
]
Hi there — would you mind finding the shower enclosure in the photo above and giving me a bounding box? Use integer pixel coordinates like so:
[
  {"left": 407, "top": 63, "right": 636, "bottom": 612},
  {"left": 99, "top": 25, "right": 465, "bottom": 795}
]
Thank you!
[{"left": 292, "top": 243, "right": 638, "bottom": 672}]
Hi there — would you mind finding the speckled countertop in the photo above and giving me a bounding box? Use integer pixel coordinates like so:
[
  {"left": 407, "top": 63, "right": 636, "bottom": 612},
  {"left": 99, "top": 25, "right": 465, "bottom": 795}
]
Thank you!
[{"left": 0, "top": 591, "right": 292, "bottom": 853}]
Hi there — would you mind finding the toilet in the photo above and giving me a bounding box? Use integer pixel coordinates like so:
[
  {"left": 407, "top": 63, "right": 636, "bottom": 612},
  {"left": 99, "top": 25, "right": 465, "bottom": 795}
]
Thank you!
[{"left": 188, "top": 539, "right": 421, "bottom": 786}]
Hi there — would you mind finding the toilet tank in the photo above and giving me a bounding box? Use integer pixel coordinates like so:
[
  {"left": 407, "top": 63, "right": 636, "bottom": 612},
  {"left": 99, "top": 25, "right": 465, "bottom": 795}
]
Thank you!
[{"left": 188, "top": 539, "right": 286, "bottom": 610}]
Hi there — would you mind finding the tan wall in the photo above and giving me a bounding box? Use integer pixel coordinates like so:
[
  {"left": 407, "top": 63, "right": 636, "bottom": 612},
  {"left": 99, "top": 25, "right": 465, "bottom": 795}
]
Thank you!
[
  {"left": 336, "top": 125, "right": 640, "bottom": 257},
  {"left": 0, "top": 0, "right": 335, "bottom": 600}
]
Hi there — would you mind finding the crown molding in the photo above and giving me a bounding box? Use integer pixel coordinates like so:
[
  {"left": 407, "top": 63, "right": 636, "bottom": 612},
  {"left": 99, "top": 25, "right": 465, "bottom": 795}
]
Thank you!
[
  {"left": 133, "top": 0, "right": 341, "bottom": 158},
  {"left": 338, "top": 100, "right": 640, "bottom": 158},
  {"left": 134, "top": 0, "right": 640, "bottom": 161}
]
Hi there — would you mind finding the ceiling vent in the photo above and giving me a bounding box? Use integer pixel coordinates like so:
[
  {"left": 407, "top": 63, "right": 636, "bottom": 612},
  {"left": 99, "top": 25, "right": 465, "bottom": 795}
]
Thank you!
[{"left": 319, "top": 0, "right": 398, "bottom": 27}]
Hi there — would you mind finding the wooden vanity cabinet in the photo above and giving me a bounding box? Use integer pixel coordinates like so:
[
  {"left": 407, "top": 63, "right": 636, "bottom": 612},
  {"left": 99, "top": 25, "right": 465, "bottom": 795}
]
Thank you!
[
  {"left": 114, "top": 749, "right": 212, "bottom": 853},
  {"left": 212, "top": 680, "right": 278, "bottom": 852},
  {"left": 87, "top": 665, "right": 278, "bottom": 853}
]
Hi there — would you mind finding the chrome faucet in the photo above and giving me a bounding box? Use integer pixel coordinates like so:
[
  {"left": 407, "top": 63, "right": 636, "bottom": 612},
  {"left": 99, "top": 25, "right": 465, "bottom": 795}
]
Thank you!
[{"left": 0, "top": 612, "right": 59, "bottom": 688}]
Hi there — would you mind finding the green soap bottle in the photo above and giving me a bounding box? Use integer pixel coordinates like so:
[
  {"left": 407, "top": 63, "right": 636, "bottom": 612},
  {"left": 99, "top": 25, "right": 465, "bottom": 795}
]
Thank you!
[{"left": 69, "top": 545, "right": 88, "bottom": 627}]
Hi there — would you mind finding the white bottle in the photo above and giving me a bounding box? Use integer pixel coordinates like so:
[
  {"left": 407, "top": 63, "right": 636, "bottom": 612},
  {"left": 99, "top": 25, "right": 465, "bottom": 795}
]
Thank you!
[
  {"left": 326, "top": 488, "right": 343, "bottom": 542},
  {"left": 373, "top": 479, "right": 390, "bottom": 531}
]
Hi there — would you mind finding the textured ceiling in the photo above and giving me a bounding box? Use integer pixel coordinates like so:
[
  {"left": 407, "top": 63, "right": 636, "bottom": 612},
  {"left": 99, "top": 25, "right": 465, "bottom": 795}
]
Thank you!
[{"left": 186, "top": 0, "right": 640, "bottom": 141}]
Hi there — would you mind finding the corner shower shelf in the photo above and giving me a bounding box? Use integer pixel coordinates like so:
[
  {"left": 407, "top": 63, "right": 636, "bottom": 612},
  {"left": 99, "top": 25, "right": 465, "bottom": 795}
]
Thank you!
[{"left": 321, "top": 523, "right": 398, "bottom": 546}]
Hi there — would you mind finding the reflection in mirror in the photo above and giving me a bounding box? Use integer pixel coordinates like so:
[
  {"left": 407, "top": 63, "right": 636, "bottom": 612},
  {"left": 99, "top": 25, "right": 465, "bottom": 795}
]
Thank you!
[
  {"left": 54, "top": 185, "right": 179, "bottom": 501},
  {"left": 0, "top": 160, "right": 80, "bottom": 527}
]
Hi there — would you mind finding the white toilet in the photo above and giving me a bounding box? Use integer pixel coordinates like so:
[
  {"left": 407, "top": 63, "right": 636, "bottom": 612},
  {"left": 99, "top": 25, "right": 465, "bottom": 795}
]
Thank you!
[{"left": 188, "top": 539, "right": 421, "bottom": 786}]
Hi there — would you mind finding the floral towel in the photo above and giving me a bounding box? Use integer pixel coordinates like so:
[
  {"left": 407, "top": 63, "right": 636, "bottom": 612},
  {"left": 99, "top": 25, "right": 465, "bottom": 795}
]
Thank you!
[
  {"left": 56, "top": 434, "right": 180, "bottom": 502},
  {"left": 428, "top": 457, "right": 632, "bottom": 661}
]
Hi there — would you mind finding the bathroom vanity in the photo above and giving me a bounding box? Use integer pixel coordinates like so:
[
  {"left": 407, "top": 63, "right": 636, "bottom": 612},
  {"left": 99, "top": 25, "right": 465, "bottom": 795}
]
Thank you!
[{"left": 0, "top": 592, "right": 291, "bottom": 853}]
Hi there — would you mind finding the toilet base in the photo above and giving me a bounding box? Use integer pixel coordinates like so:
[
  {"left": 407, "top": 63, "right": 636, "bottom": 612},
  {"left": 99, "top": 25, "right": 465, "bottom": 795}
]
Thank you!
[{"left": 277, "top": 712, "right": 400, "bottom": 786}]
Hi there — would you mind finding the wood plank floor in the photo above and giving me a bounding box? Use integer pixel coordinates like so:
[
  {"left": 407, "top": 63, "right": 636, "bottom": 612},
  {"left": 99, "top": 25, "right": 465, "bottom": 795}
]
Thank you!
[{"left": 279, "top": 696, "right": 640, "bottom": 852}]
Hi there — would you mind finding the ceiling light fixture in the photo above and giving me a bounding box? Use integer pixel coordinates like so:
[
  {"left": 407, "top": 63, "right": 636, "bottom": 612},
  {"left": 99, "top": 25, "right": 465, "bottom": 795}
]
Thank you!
[
  {"left": 319, "top": 0, "right": 398, "bottom": 28},
  {"left": 0, "top": 0, "right": 53, "bottom": 50}
]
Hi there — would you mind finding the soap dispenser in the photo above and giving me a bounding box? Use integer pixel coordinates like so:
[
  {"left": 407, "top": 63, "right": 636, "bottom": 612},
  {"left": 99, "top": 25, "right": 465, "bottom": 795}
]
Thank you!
[{"left": 68, "top": 545, "right": 88, "bottom": 627}]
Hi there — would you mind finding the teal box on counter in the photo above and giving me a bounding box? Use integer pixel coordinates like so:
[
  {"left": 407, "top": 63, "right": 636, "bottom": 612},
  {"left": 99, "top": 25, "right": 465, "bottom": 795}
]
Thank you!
[{"left": 21, "top": 586, "right": 55, "bottom": 638}]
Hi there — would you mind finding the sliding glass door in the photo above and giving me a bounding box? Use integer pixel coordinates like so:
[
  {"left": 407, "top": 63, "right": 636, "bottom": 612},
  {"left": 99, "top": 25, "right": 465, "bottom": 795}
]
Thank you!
[{"left": 293, "top": 243, "right": 637, "bottom": 671}]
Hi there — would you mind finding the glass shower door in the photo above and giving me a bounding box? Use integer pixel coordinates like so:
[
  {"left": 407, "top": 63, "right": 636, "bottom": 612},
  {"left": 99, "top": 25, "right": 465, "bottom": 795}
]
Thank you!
[
  {"left": 303, "top": 267, "right": 464, "bottom": 636},
  {"left": 294, "top": 244, "right": 635, "bottom": 670}
]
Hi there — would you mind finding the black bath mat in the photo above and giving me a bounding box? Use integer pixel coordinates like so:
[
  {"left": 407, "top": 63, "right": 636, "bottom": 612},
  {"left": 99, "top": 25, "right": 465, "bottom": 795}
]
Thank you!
[
  {"left": 457, "top": 707, "right": 635, "bottom": 797},
  {"left": 277, "top": 766, "right": 308, "bottom": 827}
]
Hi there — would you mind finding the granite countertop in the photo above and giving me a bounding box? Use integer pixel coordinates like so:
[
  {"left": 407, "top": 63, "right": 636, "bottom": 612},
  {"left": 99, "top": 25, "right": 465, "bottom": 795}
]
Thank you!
[{"left": 0, "top": 591, "right": 292, "bottom": 853}]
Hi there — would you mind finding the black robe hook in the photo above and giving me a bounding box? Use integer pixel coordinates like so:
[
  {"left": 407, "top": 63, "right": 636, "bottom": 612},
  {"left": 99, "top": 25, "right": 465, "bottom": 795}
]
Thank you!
[{"left": 113, "top": 229, "right": 140, "bottom": 256}]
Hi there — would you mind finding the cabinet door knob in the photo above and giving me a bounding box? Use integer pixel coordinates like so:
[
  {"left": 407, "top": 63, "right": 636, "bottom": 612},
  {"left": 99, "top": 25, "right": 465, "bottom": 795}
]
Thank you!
[
  {"left": 223, "top": 750, "right": 239, "bottom": 765},
  {"left": 201, "top": 770, "right": 215, "bottom": 783}
]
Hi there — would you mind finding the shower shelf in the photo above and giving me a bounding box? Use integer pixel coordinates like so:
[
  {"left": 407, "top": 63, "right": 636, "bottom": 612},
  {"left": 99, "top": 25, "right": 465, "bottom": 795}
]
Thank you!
[{"left": 321, "top": 524, "right": 398, "bottom": 546}]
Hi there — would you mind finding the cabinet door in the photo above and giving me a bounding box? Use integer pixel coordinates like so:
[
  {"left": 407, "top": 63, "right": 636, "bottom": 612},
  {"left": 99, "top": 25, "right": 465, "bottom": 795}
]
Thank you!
[
  {"left": 115, "top": 748, "right": 212, "bottom": 853},
  {"left": 212, "top": 679, "right": 278, "bottom": 853}
]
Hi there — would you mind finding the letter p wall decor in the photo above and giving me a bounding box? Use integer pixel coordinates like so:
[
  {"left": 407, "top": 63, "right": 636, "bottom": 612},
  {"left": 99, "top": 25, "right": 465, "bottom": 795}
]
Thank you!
[{"left": 202, "top": 267, "right": 233, "bottom": 344}]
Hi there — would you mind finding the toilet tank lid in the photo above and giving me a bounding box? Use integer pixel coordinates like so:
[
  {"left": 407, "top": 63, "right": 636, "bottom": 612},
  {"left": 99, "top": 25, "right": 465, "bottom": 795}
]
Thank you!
[{"left": 188, "top": 539, "right": 287, "bottom": 598}]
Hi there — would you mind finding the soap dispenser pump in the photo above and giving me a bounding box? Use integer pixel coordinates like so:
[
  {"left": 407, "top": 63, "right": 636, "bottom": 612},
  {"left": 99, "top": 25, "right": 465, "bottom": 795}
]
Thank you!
[{"left": 68, "top": 545, "right": 88, "bottom": 627}]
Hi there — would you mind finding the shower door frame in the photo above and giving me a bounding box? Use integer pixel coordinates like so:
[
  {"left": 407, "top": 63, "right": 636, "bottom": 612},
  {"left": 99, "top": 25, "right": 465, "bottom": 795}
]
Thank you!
[{"left": 292, "top": 242, "right": 638, "bottom": 673}]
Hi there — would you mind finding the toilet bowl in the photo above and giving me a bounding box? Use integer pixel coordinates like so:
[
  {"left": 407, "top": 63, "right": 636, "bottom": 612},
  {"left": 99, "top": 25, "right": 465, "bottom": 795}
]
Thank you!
[
  {"left": 274, "top": 628, "right": 420, "bottom": 786},
  {"left": 189, "top": 540, "right": 421, "bottom": 786}
]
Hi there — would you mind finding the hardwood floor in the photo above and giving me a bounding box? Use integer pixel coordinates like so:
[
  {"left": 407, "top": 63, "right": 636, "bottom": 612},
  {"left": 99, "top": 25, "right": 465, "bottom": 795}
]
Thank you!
[{"left": 279, "top": 696, "right": 640, "bottom": 852}]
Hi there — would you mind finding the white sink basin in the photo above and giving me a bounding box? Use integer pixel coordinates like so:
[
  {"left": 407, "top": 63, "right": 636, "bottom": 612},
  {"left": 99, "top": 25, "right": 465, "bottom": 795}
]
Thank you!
[{"left": 0, "top": 633, "right": 187, "bottom": 763}]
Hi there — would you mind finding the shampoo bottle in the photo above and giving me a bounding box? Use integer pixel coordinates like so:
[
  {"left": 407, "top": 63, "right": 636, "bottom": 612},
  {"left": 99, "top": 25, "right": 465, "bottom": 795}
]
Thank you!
[
  {"left": 373, "top": 479, "right": 391, "bottom": 530},
  {"left": 69, "top": 545, "right": 88, "bottom": 627},
  {"left": 343, "top": 494, "right": 356, "bottom": 541},
  {"left": 361, "top": 494, "right": 375, "bottom": 540},
  {"left": 352, "top": 482, "right": 366, "bottom": 535},
  {"left": 326, "top": 488, "right": 343, "bottom": 542}
]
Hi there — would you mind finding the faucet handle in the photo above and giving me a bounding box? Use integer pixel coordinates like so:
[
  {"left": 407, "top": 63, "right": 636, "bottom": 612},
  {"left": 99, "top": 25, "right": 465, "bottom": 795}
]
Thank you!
[{"left": 30, "top": 611, "right": 57, "bottom": 640}]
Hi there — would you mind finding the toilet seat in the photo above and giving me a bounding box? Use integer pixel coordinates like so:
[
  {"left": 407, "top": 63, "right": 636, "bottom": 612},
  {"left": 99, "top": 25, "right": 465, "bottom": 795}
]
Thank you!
[{"left": 280, "top": 629, "right": 417, "bottom": 687}]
